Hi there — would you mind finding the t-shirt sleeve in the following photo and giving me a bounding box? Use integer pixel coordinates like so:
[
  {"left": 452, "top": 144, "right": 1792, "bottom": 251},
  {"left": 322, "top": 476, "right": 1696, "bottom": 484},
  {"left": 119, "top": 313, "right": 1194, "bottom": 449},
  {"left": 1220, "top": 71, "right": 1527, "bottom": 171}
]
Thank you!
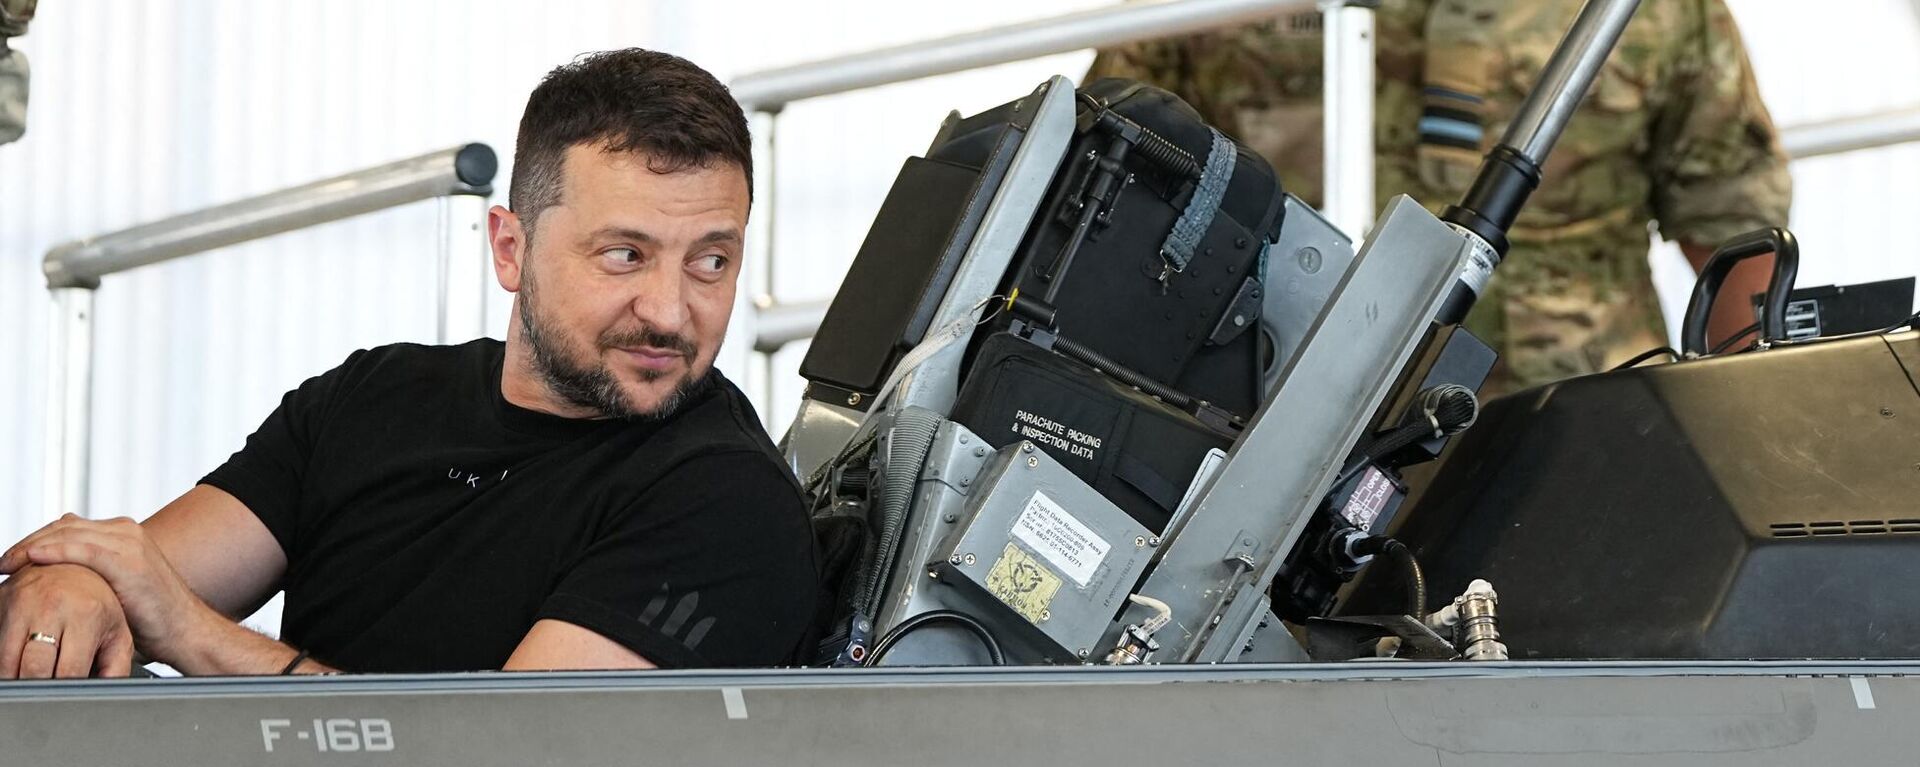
[
  {"left": 198, "top": 350, "right": 365, "bottom": 559},
  {"left": 535, "top": 451, "right": 819, "bottom": 669},
  {"left": 1648, "top": 0, "right": 1793, "bottom": 247}
]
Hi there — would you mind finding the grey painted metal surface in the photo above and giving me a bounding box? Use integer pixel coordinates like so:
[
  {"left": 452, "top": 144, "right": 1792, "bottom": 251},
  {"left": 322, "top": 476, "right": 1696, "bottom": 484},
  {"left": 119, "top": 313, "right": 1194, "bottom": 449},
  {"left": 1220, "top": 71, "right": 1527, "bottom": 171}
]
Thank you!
[
  {"left": 873, "top": 420, "right": 994, "bottom": 635},
  {"left": 890, "top": 77, "right": 1074, "bottom": 417},
  {"left": 1133, "top": 197, "right": 1477, "bottom": 663},
  {"left": 778, "top": 394, "right": 866, "bottom": 485},
  {"left": 928, "top": 444, "right": 1155, "bottom": 662},
  {"left": 729, "top": 0, "right": 1314, "bottom": 112},
  {"left": 1260, "top": 194, "right": 1356, "bottom": 391},
  {"left": 1237, "top": 608, "right": 1314, "bottom": 662},
  {"left": 1780, "top": 105, "right": 1920, "bottom": 159},
  {"left": 41, "top": 143, "right": 495, "bottom": 290},
  {"left": 1, "top": 662, "right": 1913, "bottom": 765},
  {"left": 1499, "top": 0, "right": 1641, "bottom": 167}
]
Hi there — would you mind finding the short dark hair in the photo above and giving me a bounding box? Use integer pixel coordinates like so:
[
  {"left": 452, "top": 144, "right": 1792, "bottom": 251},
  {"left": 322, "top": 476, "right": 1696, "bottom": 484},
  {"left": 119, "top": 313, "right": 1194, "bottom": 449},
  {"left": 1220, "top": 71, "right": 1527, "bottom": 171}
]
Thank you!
[{"left": 510, "top": 48, "right": 752, "bottom": 237}]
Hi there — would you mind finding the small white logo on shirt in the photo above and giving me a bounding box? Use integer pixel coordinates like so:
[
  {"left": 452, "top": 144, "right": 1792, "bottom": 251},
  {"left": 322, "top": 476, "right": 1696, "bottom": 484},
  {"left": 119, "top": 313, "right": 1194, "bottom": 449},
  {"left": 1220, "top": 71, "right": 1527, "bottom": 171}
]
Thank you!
[{"left": 447, "top": 468, "right": 508, "bottom": 489}]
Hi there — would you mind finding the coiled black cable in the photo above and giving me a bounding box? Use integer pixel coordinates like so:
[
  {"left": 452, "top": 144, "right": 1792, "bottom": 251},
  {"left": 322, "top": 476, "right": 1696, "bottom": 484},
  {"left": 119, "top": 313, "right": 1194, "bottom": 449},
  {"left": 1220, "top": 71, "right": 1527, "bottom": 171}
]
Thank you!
[{"left": 863, "top": 610, "right": 1006, "bottom": 667}]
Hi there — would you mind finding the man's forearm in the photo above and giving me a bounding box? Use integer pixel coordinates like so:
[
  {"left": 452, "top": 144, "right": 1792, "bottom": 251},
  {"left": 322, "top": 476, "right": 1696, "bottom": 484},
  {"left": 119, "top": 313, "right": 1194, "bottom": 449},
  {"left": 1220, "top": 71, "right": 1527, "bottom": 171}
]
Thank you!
[
  {"left": 0, "top": 511, "right": 323, "bottom": 677},
  {"left": 168, "top": 601, "right": 337, "bottom": 676}
]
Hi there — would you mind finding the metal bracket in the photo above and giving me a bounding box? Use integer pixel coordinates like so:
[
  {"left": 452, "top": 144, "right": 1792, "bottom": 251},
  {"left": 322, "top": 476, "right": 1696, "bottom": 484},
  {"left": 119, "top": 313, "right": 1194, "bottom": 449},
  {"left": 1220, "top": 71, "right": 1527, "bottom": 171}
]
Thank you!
[
  {"left": 1207, "top": 277, "right": 1265, "bottom": 346},
  {"left": 1223, "top": 529, "right": 1261, "bottom": 569}
]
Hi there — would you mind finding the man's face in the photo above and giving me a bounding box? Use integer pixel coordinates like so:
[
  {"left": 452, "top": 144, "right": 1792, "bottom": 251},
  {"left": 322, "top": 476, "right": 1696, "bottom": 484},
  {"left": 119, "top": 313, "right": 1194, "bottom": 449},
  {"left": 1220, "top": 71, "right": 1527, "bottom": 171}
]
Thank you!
[{"left": 496, "top": 144, "right": 749, "bottom": 419}]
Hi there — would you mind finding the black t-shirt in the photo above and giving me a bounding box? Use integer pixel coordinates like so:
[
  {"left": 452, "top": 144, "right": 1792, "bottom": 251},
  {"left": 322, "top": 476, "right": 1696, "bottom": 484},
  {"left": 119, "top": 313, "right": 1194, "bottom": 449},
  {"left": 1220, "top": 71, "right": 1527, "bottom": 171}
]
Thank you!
[{"left": 200, "top": 340, "right": 818, "bottom": 672}]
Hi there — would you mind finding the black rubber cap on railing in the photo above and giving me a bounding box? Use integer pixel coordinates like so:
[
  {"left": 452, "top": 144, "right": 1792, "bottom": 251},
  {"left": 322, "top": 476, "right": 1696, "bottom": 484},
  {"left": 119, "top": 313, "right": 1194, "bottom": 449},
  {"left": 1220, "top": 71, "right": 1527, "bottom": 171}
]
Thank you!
[{"left": 456, "top": 143, "right": 500, "bottom": 186}]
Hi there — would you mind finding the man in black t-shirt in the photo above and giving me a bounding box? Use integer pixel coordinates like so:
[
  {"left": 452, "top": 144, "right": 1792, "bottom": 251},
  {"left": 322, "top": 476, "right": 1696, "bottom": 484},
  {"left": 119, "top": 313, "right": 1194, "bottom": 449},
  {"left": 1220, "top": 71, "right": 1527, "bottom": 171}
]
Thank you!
[{"left": 0, "top": 49, "right": 817, "bottom": 677}]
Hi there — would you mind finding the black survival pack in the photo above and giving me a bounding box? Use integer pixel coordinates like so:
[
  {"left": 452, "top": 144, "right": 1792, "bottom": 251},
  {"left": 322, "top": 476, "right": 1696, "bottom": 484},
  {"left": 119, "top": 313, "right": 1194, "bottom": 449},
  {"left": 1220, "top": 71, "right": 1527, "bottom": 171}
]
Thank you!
[
  {"left": 799, "top": 78, "right": 1286, "bottom": 421},
  {"left": 947, "top": 78, "right": 1285, "bottom": 532},
  {"left": 977, "top": 78, "right": 1287, "bottom": 419}
]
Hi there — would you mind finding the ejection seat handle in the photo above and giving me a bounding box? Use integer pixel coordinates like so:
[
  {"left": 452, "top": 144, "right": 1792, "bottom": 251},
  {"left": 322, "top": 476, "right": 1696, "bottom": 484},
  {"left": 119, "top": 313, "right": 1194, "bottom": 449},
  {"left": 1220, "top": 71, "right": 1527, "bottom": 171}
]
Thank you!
[{"left": 1680, "top": 227, "right": 1800, "bottom": 357}]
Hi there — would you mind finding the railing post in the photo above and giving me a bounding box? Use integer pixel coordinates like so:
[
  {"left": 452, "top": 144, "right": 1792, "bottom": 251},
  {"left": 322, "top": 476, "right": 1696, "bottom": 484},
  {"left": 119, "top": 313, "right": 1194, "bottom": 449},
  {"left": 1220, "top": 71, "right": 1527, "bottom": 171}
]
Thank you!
[
  {"left": 740, "top": 109, "right": 781, "bottom": 424},
  {"left": 438, "top": 194, "right": 493, "bottom": 343},
  {"left": 43, "top": 288, "right": 95, "bottom": 520},
  {"left": 1321, "top": 0, "right": 1376, "bottom": 240}
]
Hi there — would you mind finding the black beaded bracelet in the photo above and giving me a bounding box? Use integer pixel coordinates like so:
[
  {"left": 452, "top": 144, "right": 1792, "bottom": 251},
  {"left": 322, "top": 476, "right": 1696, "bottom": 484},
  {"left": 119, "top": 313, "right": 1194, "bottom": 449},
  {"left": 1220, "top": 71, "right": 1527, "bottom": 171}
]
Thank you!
[{"left": 279, "top": 649, "right": 311, "bottom": 676}]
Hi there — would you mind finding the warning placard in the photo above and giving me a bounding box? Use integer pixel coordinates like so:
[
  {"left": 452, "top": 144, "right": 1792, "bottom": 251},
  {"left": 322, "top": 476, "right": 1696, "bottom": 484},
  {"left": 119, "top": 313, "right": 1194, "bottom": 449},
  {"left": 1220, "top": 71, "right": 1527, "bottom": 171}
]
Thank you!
[
  {"left": 1011, "top": 491, "right": 1110, "bottom": 588},
  {"left": 985, "top": 543, "right": 1062, "bottom": 625}
]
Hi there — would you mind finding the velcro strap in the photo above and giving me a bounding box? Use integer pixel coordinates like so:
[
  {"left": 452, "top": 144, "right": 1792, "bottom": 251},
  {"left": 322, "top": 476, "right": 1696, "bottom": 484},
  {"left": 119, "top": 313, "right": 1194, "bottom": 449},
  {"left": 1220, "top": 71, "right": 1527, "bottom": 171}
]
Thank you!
[{"left": 1114, "top": 453, "right": 1184, "bottom": 514}]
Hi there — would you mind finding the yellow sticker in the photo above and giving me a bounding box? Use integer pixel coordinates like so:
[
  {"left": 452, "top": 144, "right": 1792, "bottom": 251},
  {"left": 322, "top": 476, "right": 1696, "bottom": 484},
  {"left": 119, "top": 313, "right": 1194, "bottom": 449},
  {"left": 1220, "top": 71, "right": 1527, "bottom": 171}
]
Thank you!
[{"left": 984, "top": 542, "right": 1062, "bottom": 625}]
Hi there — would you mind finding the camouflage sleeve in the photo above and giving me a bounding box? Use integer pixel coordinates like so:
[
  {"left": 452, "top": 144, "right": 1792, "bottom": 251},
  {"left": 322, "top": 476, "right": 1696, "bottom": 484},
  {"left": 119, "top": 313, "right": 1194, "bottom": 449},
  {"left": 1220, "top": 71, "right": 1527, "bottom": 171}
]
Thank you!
[
  {"left": 1085, "top": 37, "right": 1186, "bottom": 90},
  {"left": 0, "top": 0, "right": 30, "bottom": 144},
  {"left": 0, "top": 0, "right": 35, "bottom": 38},
  {"left": 1646, "top": 0, "right": 1792, "bottom": 248},
  {"left": 1085, "top": 34, "right": 1266, "bottom": 144}
]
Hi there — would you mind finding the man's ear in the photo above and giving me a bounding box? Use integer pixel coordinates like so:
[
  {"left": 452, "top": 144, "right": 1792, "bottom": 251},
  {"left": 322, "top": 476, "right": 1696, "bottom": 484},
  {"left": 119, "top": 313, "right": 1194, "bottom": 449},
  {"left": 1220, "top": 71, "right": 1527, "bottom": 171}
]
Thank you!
[{"left": 489, "top": 205, "right": 526, "bottom": 293}]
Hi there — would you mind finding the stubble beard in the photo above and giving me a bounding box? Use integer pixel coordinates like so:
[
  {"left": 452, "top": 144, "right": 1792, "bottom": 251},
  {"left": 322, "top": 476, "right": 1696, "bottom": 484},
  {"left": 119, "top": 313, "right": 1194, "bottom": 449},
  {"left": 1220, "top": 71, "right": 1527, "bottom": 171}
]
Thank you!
[{"left": 516, "top": 266, "right": 714, "bottom": 422}]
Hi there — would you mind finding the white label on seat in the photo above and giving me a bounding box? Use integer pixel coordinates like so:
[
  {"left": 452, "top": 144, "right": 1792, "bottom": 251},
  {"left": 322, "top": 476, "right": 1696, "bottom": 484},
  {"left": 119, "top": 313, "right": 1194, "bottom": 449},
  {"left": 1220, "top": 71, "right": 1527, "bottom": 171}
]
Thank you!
[{"left": 1012, "top": 491, "right": 1110, "bottom": 588}]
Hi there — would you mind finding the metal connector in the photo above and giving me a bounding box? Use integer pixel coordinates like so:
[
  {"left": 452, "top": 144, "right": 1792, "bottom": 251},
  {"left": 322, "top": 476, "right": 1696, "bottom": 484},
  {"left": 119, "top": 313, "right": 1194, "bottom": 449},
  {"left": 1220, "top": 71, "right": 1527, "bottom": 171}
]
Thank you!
[
  {"left": 1456, "top": 579, "right": 1509, "bottom": 661},
  {"left": 1105, "top": 594, "right": 1173, "bottom": 665}
]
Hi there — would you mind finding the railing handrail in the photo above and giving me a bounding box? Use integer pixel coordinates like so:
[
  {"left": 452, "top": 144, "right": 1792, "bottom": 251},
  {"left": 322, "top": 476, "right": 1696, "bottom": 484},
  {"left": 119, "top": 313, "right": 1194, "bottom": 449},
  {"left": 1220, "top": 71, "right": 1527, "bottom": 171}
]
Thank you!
[
  {"left": 42, "top": 143, "right": 497, "bottom": 290},
  {"left": 728, "top": 0, "right": 1313, "bottom": 112},
  {"left": 744, "top": 107, "right": 1920, "bottom": 356},
  {"left": 1780, "top": 106, "right": 1920, "bottom": 160},
  {"left": 753, "top": 300, "right": 831, "bottom": 354}
]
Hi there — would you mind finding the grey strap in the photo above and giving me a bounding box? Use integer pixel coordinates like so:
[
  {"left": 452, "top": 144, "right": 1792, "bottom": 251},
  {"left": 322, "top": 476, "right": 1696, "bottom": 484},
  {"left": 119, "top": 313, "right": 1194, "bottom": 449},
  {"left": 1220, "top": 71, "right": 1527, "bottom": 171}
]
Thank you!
[{"left": 1158, "top": 128, "right": 1236, "bottom": 273}]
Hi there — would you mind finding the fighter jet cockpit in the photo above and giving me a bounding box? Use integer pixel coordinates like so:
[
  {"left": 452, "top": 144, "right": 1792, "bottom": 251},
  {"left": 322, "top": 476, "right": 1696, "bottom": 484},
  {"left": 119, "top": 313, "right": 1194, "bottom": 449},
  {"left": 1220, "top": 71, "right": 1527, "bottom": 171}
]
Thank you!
[{"left": 3, "top": 0, "right": 1919, "bottom": 763}]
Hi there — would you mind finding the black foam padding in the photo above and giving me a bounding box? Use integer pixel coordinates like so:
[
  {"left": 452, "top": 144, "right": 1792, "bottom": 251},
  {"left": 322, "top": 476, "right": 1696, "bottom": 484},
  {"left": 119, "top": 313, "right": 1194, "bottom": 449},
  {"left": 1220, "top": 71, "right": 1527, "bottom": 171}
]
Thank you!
[{"left": 798, "top": 157, "right": 986, "bottom": 394}]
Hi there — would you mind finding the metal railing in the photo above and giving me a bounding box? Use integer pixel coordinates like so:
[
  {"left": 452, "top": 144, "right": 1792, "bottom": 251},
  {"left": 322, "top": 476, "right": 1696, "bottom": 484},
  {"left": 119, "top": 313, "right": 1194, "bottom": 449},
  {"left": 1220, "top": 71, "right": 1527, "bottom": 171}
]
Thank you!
[
  {"left": 729, "top": 0, "right": 1353, "bottom": 413},
  {"left": 734, "top": 3, "right": 1920, "bottom": 386},
  {"left": 40, "top": 143, "right": 499, "bottom": 520},
  {"left": 731, "top": 0, "right": 1319, "bottom": 113},
  {"left": 1780, "top": 106, "right": 1920, "bottom": 160}
]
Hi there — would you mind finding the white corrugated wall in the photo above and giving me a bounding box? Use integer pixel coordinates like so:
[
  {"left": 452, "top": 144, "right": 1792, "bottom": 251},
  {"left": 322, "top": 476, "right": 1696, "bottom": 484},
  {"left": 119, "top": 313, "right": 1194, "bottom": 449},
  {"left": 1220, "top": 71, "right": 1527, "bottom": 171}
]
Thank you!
[{"left": 0, "top": 0, "right": 1916, "bottom": 630}]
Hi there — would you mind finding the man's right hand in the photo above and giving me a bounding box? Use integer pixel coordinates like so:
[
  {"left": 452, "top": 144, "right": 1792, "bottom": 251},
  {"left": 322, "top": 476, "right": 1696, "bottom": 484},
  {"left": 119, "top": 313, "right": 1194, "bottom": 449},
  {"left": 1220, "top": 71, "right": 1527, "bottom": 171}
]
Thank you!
[{"left": 0, "top": 563, "right": 135, "bottom": 679}]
